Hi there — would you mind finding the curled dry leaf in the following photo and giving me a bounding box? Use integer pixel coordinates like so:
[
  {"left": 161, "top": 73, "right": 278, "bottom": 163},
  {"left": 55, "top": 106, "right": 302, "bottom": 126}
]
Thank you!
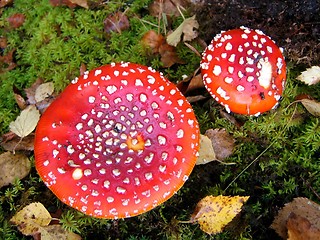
[
  {"left": 190, "top": 195, "right": 249, "bottom": 235},
  {"left": 271, "top": 197, "right": 320, "bottom": 239},
  {"left": 297, "top": 66, "right": 320, "bottom": 85},
  {"left": 149, "top": 0, "right": 190, "bottom": 17},
  {"left": 39, "top": 225, "right": 82, "bottom": 240},
  {"left": 196, "top": 134, "right": 216, "bottom": 165},
  {"left": 287, "top": 212, "right": 320, "bottom": 240},
  {"left": 300, "top": 98, "right": 320, "bottom": 117},
  {"left": 166, "top": 15, "right": 199, "bottom": 47},
  {"left": 9, "top": 105, "right": 41, "bottom": 138},
  {"left": 25, "top": 78, "right": 44, "bottom": 105},
  {"left": 69, "top": 0, "right": 88, "bottom": 9},
  {"left": 0, "top": 0, "right": 13, "bottom": 8},
  {"left": 49, "top": 0, "right": 77, "bottom": 8},
  {"left": 10, "top": 202, "right": 52, "bottom": 236},
  {"left": 176, "top": 73, "right": 204, "bottom": 96},
  {"left": 7, "top": 13, "right": 26, "bottom": 28},
  {"left": 141, "top": 30, "right": 164, "bottom": 54},
  {"left": 0, "top": 49, "right": 17, "bottom": 73},
  {"left": 0, "top": 151, "right": 31, "bottom": 188},
  {"left": 104, "top": 11, "right": 130, "bottom": 34}
]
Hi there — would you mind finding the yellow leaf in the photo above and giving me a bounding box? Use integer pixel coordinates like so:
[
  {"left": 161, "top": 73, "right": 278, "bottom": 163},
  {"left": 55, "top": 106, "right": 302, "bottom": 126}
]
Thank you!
[
  {"left": 9, "top": 105, "right": 40, "bottom": 138},
  {"left": 296, "top": 66, "right": 320, "bottom": 85},
  {"left": 10, "top": 202, "right": 52, "bottom": 236},
  {"left": 196, "top": 134, "right": 216, "bottom": 165},
  {"left": 39, "top": 225, "right": 82, "bottom": 240},
  {"left": 191, "top": 195, "right": 249, "bottom": 235},
  {"left": 0, "top": 152, "right": 30, "bottom": 188}
]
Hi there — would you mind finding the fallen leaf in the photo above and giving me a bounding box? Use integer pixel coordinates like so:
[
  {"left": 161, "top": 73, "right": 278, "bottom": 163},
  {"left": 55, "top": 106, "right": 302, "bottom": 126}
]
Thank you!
[
  {"left": 13, "top": 86, "right": 27, "bottom": 110},
  {"left": 196, "top": 134, "right": 216, "bottom": 165},
  {"left": 35, "top": 82, "right": 55, "bottom": 102},
  {"left": 159, "top": 41, "right": 184, "bottom": 67},
  {"left": 205, "top": 128, "right": 235, "bottom": 161},
  {"left": 0, "top": 133, "right": 35, "bottom": 151},
  {"left": 69, "top": 0, "right": 88, "bottom": 9},
  {"left": 49, "top": 0, "right": 77, "bottom": 8},
  {"left": 191, "top": 195, "right": 249, "bottom": 235},
  {"left": 10, "top": 202, "right": 52, "bottom": 236},
  {"left": 300, "top": 99, "right": 320, "bottom": 117},
  {"left": 297, "top": 66, "right": 320, "bottom": 85},
  {"left": 25, "top": 78, "right": 44, "bottom": 105},
  {"left": 141, "top": 30, "right": 164, "bottom": 54},
  {"left": 271, "top": 197, "right": 320, "bottom": 239},
  {"left": 0, "top": 152, "right": 31, "bottom": 188},
  {"left": 149, "top": 0, "right": 190, "bottom": 17},
  {"left": 0, "top": 37, "right": 7, "bottom": 48},
  {"left": 186, "top": 95, "right": 208, "bottom": 103},
  {"left": 0, "top": 0, "right": 13, "bottom": 8},
  {"left": 104, "top": 11, "right": 130, "bottom": 34},
  {"left": 287, "top": 212, "right": 320, "bottom": 240},
  {"left": 39, "top": 225, "right": 82, "bottom": 240},
  {"left": 9, "top": 105, "right": 40, "bottom": 138},
  {"left": 166, "top": 15, "right": 199, "bottom": 47},
  {"left": 176, "top": 73, "right": 204, "bottom": 95},
  {"left": 0, "top": 49, "right": 17, "bottom": 73},
  {"left": 7, "top": 13, "right": 26, "bottom": 28}
]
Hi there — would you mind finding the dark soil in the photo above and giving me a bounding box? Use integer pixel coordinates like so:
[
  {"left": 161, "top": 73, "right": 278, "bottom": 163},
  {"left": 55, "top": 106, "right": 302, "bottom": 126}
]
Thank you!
[{"left": 195, "top": 0, "right": 320, "bottom": 65}]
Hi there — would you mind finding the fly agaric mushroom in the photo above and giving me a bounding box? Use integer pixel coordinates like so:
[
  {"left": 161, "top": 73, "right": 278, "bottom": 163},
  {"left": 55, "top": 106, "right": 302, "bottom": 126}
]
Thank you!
[
  {"left": 34, "top": 62, "right": 199, "bottom": 219},
  {"left": 200, "top": 26, "right": 286, "bottom": 116}
]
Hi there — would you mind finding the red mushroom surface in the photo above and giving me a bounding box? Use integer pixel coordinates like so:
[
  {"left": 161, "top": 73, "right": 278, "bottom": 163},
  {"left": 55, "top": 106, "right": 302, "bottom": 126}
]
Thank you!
[
  {"left": 200, "top": 26, "right": 286, "bottom": 115},
  {"left": 34, "top": 62, "right": 199, "bottom": 219}
]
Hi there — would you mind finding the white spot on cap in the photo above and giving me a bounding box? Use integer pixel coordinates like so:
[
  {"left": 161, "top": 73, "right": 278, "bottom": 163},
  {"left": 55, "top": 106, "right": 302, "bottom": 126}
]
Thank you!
[
  {"left": 237, "top": 85, "right": 245, "bottom": 92},
  {"left": 258, "top": 59, "right": 273, "bottom": 89},
  {"left": 107, "top": 196, "right": 114, "bottom": 203},
  {"left": 84, "top": 169, "right": 92, "bottom": 176},
  {"left": 135, "top": 79, "right": 143, "bottom": 86},
  {"left": 104, "top": 180, "right": 110, "bottom": 189},
  {"left": 224, "top": 77, "right": 233, "bottom": 84},
  {"left": 94, "top": 69, "right": 102, "bottom": 76},
  {"left": 225, "top": 42, "right": 233, "bottom": 50},
  {"left": 106, "top": 85, "right": 117, "bottom": 94},
  {"left": 88, "top": 96, "right": 95, "bottom": 103},
  {"left": 44, "top": 160, "right": 49, "bottom": 166},
  {"left": 213, "top": 65, "right": 222, "bottom": 76},
  {"left": 139, "top": 93, "right": 147, "bottom": 102},
  {"left": 145, "top": 172, "right": 153, "bottom": 181},
  {"left": 72, "top": 168, "right": 83, "bottom": 180},
  {"left": 158, "top": 135, "right": 166, "bottom": 145},
  {"left": 177, "top": 129, "right": 184, "bottom": 138}
]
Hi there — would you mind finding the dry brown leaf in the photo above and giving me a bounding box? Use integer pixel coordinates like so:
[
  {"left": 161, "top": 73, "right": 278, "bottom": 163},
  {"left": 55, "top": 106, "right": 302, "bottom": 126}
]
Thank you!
[
  {"left": 10, "top": 202, "right": 52, "bottom": 236},
  {"left": 0, "top": 49, "right": 17, "bottom": 73},
  {"left": 69, "top": 0, "right": 88, "bottom": 9},
  {"left": 149, "top": 0, "right": 190, "bottom": 17},
  {"left": 159, "top": 41, "right": 184, "bottom": 67},
  {"left": 49, "top": 0, "right": 77, "bottom": 8},
  {"left": 300, "top": 99, "right": 320, "bottom": 117},
  {"left": 35, "top": 82, "right": 55, "bottom": 102},
  {"left": 0, "top": 0, "right": 13, "bottom": 8},
  {"left": 25, "top": 78, "right": 44, "bottom": 105},
  {"left": 190, "top": 195, "right": 249, "bottom": 235},
  {"left": 186, "top": 95, "right": 208, "bottom": 103},
  {"left": 271, "top": 197, "right": 320, "bottom": 239},
  {"left": 297, "top": 66, "right": 320, "bottom": 85},
  {"left": 7, "top": 13, "right": 26, "bottom": 28},
  {"left": 0, "top": 152, "right": 31, "bottom": 188},
  {"left": 104, "top": 11, "right": 130, "bottom": 34},
  {"left": 287, "top": 212, "right": 320, "bottom": 240},
  {"left": 141, "top": 30, "right": 164, "bottom": 54},
  {"left": 0, "top": 133, "right": 35, "bottom": 151},
  {"left": 9, "top": 105, "right": 40, "bottom": 138},
  {"left": 167, "top": 15, "right": 199, "bottom": 47},
  {"left": 205, "top": 128, "right": 235, "bottom": 161},
  {"left": 39, "top": 225, "right": 82, "bottom": 240},
  {"left": 196, "top": 134, "right": 216, "bottom": 165}
]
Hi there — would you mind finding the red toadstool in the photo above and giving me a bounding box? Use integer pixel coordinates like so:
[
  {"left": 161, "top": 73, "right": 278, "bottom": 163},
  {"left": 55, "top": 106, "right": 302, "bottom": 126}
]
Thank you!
[
  {"left": 200, "top": 26, "right": 286, "bottom": 116},
  {"left": 34, "top": 62, "right": 200, "bottom": 219}
]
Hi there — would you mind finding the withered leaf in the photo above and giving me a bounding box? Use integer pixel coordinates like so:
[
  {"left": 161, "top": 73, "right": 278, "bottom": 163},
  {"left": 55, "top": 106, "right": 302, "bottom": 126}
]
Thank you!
[
  {"left": 196, "top": 134, "right": 216, "bottom": 165},
  {"left": 300, "top": 99, "right": 320, "bottom": 117},
  {"left": 271, "top": 197, "right": 320, "bottom": 239},
  {"left": 39, "top": 225, "right": 82, "bottom": 240},
  {"left": 35, "top": 82, "right": 55, "bottom": 102},
  {"left": 149, "top": 0, "right": 190, "bottom": 17},
  {"left": 0, "top": 133, "right": 35, "bottom": 151},
  {"left": 10, "top": 202, "right": 52, "bottom": 236},
  {"left": 0, "top": 0, "right": 13, "bottom": 8},
  {"left": 287, "top": 212, "right": 320, "bottom": 240},
  {"left": 190, "top": 195, "right": 249, "bottom": 235},
  {"left": 205, "top": 128, "right": 235, "bottom": 161},
  {"left": 0, "top": 151, "right": 31, "bottom": 188},
  {"left": 7, "top": 13, "right": 26, "bottom": 28},
  {"left": 49, "top": 0, "right": 77, "bottom": 8},
  {"left": 297, "top": 66, "right": 320, "bottom": 86},
  {"left": 25, "top": 78, "right": 44, "bottom": 105},
  {"left": 69, "top": 0, "right": 88, "bottom": 9},
  {"left": 141, "top": 30, "right": 164, "bottom": 54},
  {"left": 159, "top": 41, "right": 184, "bottom": 67},
  {"left": 104, "top": 12, "right": 130, "bottom": 34},
  {"left": 9, "top": 105, "right": 40, "bottom": 138},
  {"left": 0, "top": 49, "right": 17, "bottom": 73},
  {"left": 166, "top": 15, "right": 199, "bottom": 47}
]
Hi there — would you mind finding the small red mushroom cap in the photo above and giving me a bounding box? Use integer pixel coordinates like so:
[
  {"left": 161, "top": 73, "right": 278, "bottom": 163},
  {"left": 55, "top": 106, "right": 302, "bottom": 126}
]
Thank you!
[
  {"left": 34, "top": 62, "right": 199, "bottom": 219},
  {"left": 200, "top": 26, "right": 286, "bottom": 115}
]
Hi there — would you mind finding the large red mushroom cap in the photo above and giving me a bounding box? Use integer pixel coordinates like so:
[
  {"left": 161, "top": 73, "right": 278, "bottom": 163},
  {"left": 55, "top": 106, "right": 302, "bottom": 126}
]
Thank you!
[
  {"left": 200, "top": 26, "right": 286, "bottom": 116},
  {"left": 34, "top": 62, "right": 199, "bottom": 219}
]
